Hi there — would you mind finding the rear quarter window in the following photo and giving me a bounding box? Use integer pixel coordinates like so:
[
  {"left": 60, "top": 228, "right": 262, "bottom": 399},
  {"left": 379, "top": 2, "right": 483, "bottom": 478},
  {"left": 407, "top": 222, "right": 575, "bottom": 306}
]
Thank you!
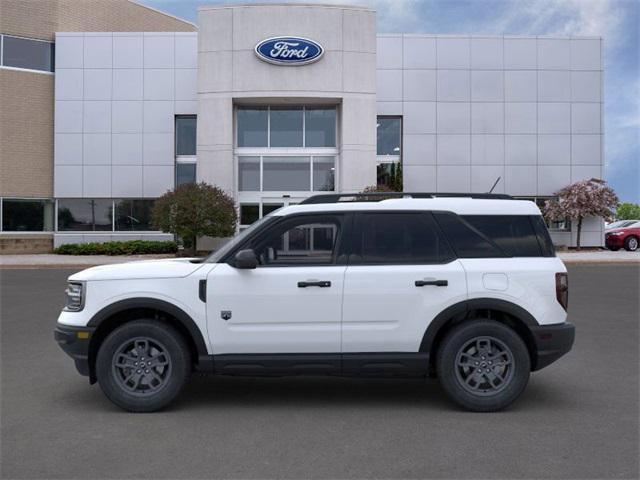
[
  {"left": 461, "top": 215, "right": 543, "bottom": 257},
  {"left": 433, "top": 212, "right": 505, "bottom": 258}
]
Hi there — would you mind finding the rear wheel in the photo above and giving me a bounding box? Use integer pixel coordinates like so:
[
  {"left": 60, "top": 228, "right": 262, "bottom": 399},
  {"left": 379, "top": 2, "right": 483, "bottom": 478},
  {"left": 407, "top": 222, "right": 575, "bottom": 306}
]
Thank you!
[
  {"left": 96, "top": 320, "right": 191, "bottom": 412},
  {"left": 436, "top": 320, "right": 530, "bottom": 412},
  {"left": 624, "top": 236, "right": 638, "bottom": 251}
]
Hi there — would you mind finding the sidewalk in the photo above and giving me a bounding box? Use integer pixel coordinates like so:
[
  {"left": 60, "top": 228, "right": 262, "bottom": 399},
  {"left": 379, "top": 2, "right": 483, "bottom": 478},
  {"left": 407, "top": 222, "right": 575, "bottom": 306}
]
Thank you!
[{"left": 0, "top": 251, "right": 638, "bottom": 268}]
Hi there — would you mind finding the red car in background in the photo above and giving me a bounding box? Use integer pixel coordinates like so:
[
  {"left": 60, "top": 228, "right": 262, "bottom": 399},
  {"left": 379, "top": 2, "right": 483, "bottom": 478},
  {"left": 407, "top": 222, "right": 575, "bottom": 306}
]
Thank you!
[{"left": 605, "top": 221, "right": 640, "bottom": 251}]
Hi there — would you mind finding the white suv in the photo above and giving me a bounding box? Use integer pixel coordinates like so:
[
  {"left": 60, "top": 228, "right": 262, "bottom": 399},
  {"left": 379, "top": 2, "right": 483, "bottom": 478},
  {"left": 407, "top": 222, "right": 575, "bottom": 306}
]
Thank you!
[{"left": 55, "top": 193, "right": 574, "bottom": 412}]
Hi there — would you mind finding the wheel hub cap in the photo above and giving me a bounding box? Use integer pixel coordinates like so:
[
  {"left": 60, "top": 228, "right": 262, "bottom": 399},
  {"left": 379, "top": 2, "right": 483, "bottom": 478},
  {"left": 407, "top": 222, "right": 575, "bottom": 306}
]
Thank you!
[
  {"left": 112, "top": 337, "right": 172, "bottom": 396},
  {"left": 454, "top": 336, "right": 515, "bottom": 397}
]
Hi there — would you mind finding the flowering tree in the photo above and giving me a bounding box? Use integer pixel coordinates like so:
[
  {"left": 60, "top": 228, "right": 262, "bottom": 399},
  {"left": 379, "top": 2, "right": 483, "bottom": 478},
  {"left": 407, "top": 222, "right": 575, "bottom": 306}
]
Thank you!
[
  {"left": 544, "top": 179, "right": 619, "bottom": 250},
  {"left": 152, "top": 182, "right": 237, "bottom": 255}
]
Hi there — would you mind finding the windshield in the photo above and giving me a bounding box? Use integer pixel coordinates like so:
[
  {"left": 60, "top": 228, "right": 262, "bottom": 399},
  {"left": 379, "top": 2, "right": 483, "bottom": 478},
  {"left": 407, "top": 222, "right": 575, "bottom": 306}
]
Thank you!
[
  {"left": 607, "top": 220, "right": 636, "bottom": 229},
  {"left": 204, "top": 215, "right": 275, "bottom": 263}
]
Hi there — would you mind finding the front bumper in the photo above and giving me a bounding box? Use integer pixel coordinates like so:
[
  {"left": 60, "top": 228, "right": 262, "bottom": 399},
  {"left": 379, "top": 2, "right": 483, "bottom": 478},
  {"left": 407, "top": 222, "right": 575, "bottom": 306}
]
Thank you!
[
  {"left": 530, "top": 322, "right": 575, "bottom": 371},
  {"left": 54, "top": 324, "right": 95, "bottom": 377}
]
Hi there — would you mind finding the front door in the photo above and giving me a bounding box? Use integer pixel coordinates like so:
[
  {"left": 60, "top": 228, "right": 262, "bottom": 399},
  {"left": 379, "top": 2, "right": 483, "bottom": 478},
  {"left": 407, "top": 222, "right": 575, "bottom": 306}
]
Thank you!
[
  {"left": 341, "top": 212, "right": 468, "bottom": 353},
  {"left": 207, "top": 213, "right": 348, "bottom": 355}
]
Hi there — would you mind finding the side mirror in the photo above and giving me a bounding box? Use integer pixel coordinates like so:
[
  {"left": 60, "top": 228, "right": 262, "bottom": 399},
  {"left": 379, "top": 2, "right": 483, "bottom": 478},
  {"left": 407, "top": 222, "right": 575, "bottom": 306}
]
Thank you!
[{"left": 233, "top": 249, "right": 258, "bottom": 269}]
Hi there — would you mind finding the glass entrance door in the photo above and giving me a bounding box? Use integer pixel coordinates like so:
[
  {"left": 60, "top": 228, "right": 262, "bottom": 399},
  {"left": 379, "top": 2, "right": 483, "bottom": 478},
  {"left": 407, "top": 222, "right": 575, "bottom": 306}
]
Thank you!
[{"left": 238, "top": 196, "right": 306, "bottom": 229}]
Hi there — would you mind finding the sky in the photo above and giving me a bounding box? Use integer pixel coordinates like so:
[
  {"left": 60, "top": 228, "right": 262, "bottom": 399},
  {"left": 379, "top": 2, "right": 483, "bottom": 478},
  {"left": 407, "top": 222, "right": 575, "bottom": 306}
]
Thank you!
[{"left": 140, "top": 0, "right": 639, "bottom": 203}]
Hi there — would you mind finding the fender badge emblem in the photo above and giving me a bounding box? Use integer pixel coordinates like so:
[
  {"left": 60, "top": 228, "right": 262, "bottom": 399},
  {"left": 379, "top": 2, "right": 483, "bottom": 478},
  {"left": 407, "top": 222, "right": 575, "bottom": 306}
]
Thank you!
[{"left": 221, "top": 311, "right": 232, "bottom": 321}]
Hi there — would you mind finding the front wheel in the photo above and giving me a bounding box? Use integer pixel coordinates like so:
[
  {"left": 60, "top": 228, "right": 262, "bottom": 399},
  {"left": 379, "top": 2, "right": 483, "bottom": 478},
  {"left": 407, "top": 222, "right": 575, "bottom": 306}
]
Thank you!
[
  {"left": 624, "top": 236, "right": 638, "bottom": 251},
  {"left": 96, "top": 320, "right": 191, "bottom": 412},
  {"left": 436, "top": 320, "right": 530, "bottom": 412}
]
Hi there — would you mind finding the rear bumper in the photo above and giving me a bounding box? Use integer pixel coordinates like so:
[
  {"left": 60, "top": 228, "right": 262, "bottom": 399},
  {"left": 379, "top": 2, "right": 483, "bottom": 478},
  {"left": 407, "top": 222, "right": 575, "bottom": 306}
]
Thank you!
[
  {"left": 530, "top": 322, "right": 575, "bottom": 371},
  {"left": 54, "top": 324, "right": 95, "bottom": 377}
]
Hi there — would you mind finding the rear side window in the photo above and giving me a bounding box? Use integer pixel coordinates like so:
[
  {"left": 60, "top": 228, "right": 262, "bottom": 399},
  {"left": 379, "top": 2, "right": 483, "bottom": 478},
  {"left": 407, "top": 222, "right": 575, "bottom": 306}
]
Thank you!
[
  {"left": 530, "top": 215, "right": 556, "bottom": 257},
  {"left": 433, "top": 212, "right": 505, "bottom": 258},
  {"left": 462, "top": 215, "right": 542, "bottom": 257},
  {"left": 353, "top": 213, "right": 455, "bottom": 264}
]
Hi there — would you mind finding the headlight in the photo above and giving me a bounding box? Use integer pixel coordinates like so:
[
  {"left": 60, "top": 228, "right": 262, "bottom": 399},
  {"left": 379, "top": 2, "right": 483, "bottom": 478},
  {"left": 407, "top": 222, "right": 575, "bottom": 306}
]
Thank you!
[
  {"left": 64, "top": 282, "right": 85, "bottom": 312},
  {"left": 608, "top": 231, "right": 624, "bottom": 236}
]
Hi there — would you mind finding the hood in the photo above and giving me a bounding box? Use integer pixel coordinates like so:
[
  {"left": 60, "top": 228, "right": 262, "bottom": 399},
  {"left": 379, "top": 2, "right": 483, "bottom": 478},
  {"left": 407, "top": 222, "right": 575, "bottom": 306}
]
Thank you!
[{"left": 68, "top": 258, "right": 206, "bottom": 282}]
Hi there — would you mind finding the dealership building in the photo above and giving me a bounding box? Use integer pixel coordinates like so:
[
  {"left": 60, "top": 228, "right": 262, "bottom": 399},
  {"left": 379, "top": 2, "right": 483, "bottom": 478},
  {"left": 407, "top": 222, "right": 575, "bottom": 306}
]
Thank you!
[{"left": 0, "top": 1, "right": 605, "bottom": 252}]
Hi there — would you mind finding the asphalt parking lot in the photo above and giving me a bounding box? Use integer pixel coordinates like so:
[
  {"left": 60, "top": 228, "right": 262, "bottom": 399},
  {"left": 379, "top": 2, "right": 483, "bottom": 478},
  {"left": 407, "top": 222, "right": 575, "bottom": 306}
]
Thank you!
[{"left": 1, "top": 265, "right": 638, "bottom": 479}]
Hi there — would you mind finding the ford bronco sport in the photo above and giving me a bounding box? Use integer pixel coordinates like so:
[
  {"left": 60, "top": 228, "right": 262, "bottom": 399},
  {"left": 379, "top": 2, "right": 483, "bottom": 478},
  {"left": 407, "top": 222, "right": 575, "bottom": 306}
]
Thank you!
[{"left": 55, "top": 193, "right": 575, "bottom": 412}]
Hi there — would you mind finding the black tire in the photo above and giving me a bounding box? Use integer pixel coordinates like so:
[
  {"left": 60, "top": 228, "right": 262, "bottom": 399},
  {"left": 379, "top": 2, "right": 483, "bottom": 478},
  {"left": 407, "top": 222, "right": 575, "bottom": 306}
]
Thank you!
[
  {"left": 624, "top": 236, "right": 638, "bottom": 251},
  {"left": 436, "top": 320, "right": 530, "bottom": 412},
  {"left": 96, "top": 320, "right": 191, "bottom": 412}
]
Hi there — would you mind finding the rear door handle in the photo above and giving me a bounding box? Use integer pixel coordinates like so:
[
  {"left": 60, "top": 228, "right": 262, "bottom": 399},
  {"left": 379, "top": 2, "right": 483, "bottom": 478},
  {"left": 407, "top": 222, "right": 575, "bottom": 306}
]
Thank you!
[
  {"left": 298, "top": 280, "right": 331, "bottom": 288},
  {"left": 415, "top": 279, "right": 448, "bottom": 287}
]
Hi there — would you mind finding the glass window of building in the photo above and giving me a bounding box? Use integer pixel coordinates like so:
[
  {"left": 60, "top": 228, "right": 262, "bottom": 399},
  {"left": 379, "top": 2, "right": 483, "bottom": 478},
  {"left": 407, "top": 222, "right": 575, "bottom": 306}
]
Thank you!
[
  {"left": 1, "top": 35, "right": 54, "bottom": 72},
  {"left": 238, "top": 156, "right": 261, "bottom": 191},
  {"left": 176, "top": 163, "right": 196, "bottom": 187},
  {"left": 377, "top": 117, "right": 402, "bottom": 156},
  {"left": 269, "top": 107, "right": 304, "bottom": 147},
  {"left": 305, "top": 107, "right": 336, "bottom": 147},
  {"left": 240, "top": 204, "right": 260, "bottom": 226},
  {"left": 1, "top": 198, "right": 54, "bottom": 231},
  {"left": 263, "top": 156, "right": 310, "bottom": 191},
  {"left": 175, "top": 115, "right": 196, "bottom": 156},
  {"left": 57, "top": 199, "right": 112, "bottom": 231},
  {"left": 237, "top": 107, "right": 268, "bottom": 147},
  {"left": 313, "top": 157, "right": 335, "bottom": 191},
  {"left": 114, "top": 199, "right": 155, "bottom": 231}
]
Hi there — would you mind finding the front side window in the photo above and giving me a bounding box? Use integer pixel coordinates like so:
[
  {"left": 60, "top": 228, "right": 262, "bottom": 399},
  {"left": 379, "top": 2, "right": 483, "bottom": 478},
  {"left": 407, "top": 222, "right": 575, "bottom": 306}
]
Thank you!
[
  {"left": 57, "top": 199, "right": 112, "bottom": 231},
  {"left": 1, "top": 198, "right": 54, "bottom": 231},
  {"left": 1, "top": 35, "right": 54, "bottom": 72},
  {"left": 114, "top": 199, "right": 155, "bottom": 231},
  {"left": 249, "top": 215, "right": 342, "bottom": 266},
  {"left": 354, "top": 212, "right": 454, "bottom": 264}
]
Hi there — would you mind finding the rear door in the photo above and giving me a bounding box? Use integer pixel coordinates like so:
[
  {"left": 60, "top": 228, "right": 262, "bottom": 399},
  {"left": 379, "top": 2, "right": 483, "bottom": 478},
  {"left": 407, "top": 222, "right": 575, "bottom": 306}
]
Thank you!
[{"left": 341, "top": 212, "right": 467, "bottom": 353}]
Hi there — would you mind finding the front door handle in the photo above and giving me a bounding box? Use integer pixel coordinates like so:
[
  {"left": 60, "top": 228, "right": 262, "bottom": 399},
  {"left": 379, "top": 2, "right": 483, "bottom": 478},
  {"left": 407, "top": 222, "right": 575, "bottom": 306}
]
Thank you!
[
  {"left": 415, "top": 279, "right": 448, "bottom": 287},
  {"left": 298, "top": 280, "right": 331, "bottom": 288}
]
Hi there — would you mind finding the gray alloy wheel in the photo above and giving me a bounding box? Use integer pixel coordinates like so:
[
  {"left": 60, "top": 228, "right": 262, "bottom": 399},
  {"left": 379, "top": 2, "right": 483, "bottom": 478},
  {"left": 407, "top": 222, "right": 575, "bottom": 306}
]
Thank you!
[
  {"left": 112, "top": 337, "right": 172, "bottom": 397},
  {"left": 436, "top": 319, "right": 530, "bottom": 412},
  {"left": 624, "top": 236, "right": 638, "bottom": 251},
  {"left": 454, "top": 336, "right": 515, "bottom": 396},
  {"left": 96, "top": 320, "right": 190, "bottom": 412}
]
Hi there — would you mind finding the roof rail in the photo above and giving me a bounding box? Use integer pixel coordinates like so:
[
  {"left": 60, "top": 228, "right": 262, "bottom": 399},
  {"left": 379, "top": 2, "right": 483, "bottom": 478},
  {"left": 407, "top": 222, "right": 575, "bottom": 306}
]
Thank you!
[{"left": 299, "top": 192, "right": 513, "bottom": 204}]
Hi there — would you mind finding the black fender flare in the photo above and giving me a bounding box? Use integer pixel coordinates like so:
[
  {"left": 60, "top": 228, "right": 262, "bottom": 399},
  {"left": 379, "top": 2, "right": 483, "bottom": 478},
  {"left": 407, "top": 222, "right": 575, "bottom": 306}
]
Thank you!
[
  {"left": 87, "top": 297, "right": 209, "bottom": 357},
  {"left": 419, "top": 298, "right": 539, "bottom": 353}
]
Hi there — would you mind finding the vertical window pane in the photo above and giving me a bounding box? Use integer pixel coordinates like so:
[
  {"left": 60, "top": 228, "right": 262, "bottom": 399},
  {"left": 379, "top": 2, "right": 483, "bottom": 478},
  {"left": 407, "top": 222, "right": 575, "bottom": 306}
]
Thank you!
[
  {"left": 237, "top": 107, "right": 268, "bottom": 147},
  {"left": 313, "top": 157, "right": 335, "bottom": 191},
  {"left": 2, "top": 36, "right": 54, "bottom": 72},
  {"left": 238, "top": 156, "right": 260, "bottom": 191},
  {"left": 263, "top": 156, "right": 310, "bottom": 191},
  {"left": 240, "top": 204, "right": 259, "bottom": 225},
  {"left": 114, "top": 199, "right": 155, "bottom": 231},
  {"left": 2, "top": 199, "right": 53, "bottom": 231},
  {"left": 270, "top": 107, "right": 303, "bottom": 147},
  {"left": 175, "top": 116, "right": 196, "bottom": 155},
  {"left": 305, "top": 107, "right": 336, "bottom": 147},
  {"left": 377, "top": 117, "right": 401, "bottom": 155},
  {"left": 176, "top": 163, "right": 196, "bottom": 186},
  {"left": 57, "top": 199, "right": 112, "bottom": 231},
  {"left": 262, "top": 203, "right": 283, "bottom": 216}
]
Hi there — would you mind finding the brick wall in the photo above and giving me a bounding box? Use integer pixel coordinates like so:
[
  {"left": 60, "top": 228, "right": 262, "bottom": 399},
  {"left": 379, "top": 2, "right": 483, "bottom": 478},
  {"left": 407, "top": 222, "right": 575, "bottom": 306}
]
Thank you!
[{"left": 0, "top": 0, "right": 196, "bottom": 199}]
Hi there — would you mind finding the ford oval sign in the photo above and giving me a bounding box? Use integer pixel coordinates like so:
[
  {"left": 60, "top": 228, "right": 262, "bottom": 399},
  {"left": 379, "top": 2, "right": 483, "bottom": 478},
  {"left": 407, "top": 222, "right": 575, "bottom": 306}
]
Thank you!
[{"left": 255, "top": 37, "right": 324, "bottom": 66}]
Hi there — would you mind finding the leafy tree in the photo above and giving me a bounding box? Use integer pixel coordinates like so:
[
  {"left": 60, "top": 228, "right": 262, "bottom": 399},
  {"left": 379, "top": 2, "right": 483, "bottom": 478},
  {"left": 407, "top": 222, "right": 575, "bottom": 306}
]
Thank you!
[
  {"left": 543, "top": 179, "right": 619, "bottom": 250},
  {"left": 616, "top": 202, "right": 640, "bottom": 220},
  {"left": 152, "top": 182, "right": 237, "bottom": 254}
]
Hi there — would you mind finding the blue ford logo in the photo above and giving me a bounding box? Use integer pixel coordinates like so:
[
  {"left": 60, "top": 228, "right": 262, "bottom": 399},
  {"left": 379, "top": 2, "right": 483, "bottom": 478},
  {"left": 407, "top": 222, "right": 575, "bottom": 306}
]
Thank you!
[{"left": 255, "top": 37, "right": 324, "bottom": 66}]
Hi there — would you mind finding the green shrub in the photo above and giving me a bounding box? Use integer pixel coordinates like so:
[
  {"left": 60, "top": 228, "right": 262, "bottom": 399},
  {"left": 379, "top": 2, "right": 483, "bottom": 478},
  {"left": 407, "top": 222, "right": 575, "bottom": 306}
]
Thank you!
[{"left": 54, "top": 240, "right": 178, "bottom": 256}]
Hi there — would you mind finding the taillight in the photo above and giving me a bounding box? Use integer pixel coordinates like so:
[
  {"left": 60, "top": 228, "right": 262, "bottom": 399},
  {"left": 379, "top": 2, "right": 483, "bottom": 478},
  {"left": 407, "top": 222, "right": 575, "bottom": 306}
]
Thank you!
[{"left": 555, "top": 272, "right": 569, "bottom": 311}]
